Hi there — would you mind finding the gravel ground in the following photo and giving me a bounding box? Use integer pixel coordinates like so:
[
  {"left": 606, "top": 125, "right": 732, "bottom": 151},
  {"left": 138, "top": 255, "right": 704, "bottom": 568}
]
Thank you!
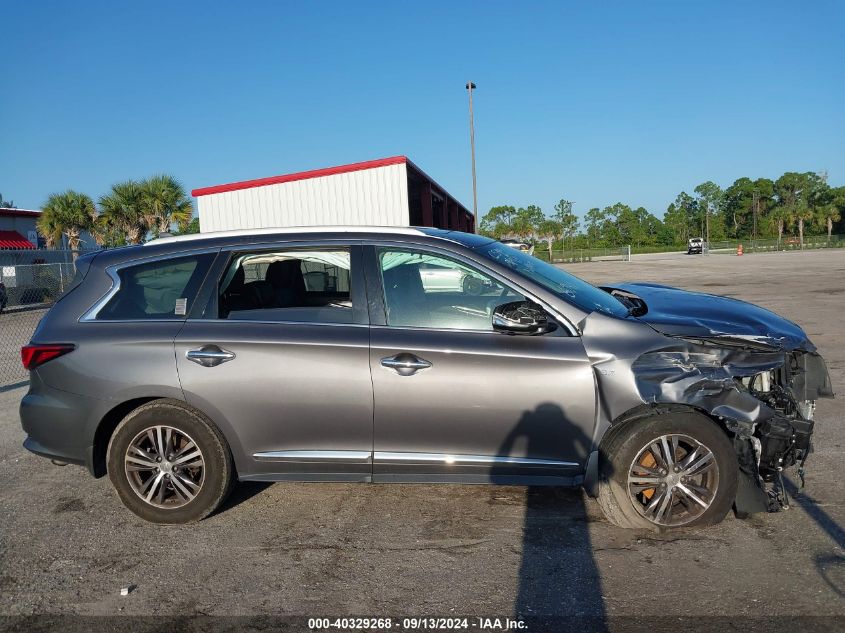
[{"left": 0, "top": 249, "right": 843, "bottom": 628}]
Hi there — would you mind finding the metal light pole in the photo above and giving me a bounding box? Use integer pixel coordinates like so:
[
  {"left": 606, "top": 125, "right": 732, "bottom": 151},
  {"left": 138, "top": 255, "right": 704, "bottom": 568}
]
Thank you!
[{"left": 466, "top": 81, "right": 478, "bottom": 233}]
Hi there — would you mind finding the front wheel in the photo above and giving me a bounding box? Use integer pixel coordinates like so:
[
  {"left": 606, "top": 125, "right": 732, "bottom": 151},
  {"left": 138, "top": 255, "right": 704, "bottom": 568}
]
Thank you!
[
  {"left": 596, "top": 411, "right": 738, "bottom": 530},
  {"left": 107, "top": 400, "right": 234, "bottom": 524}
]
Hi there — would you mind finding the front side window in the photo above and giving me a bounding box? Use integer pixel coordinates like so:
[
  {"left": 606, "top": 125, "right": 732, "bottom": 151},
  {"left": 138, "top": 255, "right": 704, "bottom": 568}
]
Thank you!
[
  {"left": 98, "top": 253, "right": 213, "bottom": 320},
  {"left": 377, "top": 248, "right": 524, "bottom": 331},
  {"left": 218, "top": 248, "right": 353, "bottom": 323}
]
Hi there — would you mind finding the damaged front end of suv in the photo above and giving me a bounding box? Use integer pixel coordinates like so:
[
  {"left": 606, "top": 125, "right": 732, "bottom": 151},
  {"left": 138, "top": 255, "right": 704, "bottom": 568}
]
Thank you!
[
  {"left": 629, "top": 337, "right": 832, "bottom": 514},
  {"left": 584, "top": 282, "right": 834, "bottom": 519}
]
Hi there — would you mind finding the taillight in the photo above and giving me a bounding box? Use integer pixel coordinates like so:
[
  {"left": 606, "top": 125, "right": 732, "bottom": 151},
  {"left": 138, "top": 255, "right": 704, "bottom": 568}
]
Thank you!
[{"left": 21, "top": 344, "right": 75, "bottom": 371}]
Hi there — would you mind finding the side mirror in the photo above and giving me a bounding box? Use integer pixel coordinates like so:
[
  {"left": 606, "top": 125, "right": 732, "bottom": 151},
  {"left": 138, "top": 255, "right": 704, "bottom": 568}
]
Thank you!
[{"left": 492, "top": 301, "right": 557, "bottom": 335}]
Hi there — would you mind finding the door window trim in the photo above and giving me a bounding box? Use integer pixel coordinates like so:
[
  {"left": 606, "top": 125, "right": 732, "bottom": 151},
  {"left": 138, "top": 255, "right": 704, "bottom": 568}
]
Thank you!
[{"left": 362, "top": 242, "right": 577, "bottom": 336}]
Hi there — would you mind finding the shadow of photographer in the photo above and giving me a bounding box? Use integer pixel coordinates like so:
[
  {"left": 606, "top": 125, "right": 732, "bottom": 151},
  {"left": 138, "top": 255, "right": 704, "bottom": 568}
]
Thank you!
[{"left": 492, "top": 403, "right": 609, "bottom": 628}]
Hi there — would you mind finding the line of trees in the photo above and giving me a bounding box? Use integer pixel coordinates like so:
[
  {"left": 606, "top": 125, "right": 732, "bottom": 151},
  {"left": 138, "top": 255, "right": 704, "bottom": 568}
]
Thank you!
[
  {"left": 35, "top": 175, "right": 199, "bottom": 251},
  {"left": 481, "top": 171, "right": 845, "bottom": 251}
]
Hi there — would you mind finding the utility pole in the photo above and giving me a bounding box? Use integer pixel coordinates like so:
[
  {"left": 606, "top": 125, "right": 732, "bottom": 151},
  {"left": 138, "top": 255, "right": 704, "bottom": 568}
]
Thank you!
[{"left": 466, "top": 81, "right": 478, "bottom": 233}]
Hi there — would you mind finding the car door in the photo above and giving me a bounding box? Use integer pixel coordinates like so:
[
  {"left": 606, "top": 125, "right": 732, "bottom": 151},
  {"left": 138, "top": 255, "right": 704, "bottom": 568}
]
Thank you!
[
  {"left": 175, "top": 241, "right": 374, "bottom": 481},
  {"left": 365, "top": 243, "right": 597, "bottom": 484}
]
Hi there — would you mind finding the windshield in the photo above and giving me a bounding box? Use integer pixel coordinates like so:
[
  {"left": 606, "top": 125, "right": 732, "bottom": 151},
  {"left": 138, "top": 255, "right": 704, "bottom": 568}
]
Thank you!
[{"left": 478, "top": 242, "right": 629, "bottom": 318}]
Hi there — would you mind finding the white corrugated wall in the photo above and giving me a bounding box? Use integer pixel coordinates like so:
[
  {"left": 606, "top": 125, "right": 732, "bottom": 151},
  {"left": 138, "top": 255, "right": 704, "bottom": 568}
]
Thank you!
[{"left": 197, "top": 163, "right": 410, "bottom": 232}]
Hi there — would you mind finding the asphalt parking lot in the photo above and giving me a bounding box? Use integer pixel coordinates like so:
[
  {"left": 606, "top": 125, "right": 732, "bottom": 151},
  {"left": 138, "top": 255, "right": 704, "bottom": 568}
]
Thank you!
[{"left": 0, "top": 249, "right": 843, "bottom": 627}]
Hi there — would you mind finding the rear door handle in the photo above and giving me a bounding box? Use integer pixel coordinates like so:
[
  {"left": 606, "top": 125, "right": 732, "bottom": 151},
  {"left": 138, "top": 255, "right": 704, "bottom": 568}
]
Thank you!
[
  {"left": 380, "top": 353, "right": 432, "bottom": 376},
  {"left": 186, "top": 345, "right": 236, "bottom": 367}
]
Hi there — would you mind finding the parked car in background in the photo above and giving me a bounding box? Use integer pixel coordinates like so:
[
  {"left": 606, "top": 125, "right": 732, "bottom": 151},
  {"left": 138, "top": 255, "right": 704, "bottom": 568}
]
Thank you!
[
  {"left": 500, "top": 238, "right": 533, "bottom": 254},
  {"left": 687, "top": 237, "right": 704, "bottom": 255},
  {"left": 417, "top": 262, "right": 492, "bottom": 295},
  {"left": 19, "top": 227, "right": 832, "bottom": 529},
  {"left": 687, "top": 237, "right": 704, "bottom": 254}
]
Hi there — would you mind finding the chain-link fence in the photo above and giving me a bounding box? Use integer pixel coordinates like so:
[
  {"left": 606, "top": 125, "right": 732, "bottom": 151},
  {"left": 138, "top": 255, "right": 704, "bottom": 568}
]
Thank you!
[
  {"left": 534, "top": 246, "right": 631, "bottom": 264},
  {"left": 707, "top": 234, "right": 845, "bottom": 254},
  {"left": 1, "top": 249, "right": 94, "bottom": 388}
]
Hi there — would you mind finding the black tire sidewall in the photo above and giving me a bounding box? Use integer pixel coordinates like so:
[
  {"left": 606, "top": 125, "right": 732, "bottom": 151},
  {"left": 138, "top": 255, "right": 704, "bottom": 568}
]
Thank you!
[
  {"left": 600, "top": 411, "right": 738, "bottom": 530},
  {"left": 107, "top": 401, "right": 232, "bottom": 524}
]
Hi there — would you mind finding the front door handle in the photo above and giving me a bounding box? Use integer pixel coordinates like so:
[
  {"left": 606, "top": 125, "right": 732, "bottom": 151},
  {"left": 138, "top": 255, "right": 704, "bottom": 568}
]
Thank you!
[
  {"left": 186, "top": 345, "right": 236, "bottom": 368},
  {"left": 381, "top": 353, "right": 432, "bottom": 376}
]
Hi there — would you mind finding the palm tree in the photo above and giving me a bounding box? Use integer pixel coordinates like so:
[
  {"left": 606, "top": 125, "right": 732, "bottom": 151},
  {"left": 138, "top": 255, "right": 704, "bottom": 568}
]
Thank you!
[
  {"left": 35, "top": 207, "right": 62, "bottom": 248},
  {"left": 99, "top": 181, "right": 147, "bottom": 244},
  {"left": 817, "top": 202, "right": 842, "bottom": 243},
  {"left": 89, "top": 212, "right": 128, "bottom": 248},
  {"left": 140, "top": 175, "right": 194, "bottom": 236},
  {"left": 794, "top": 201, "right": 814, "bottom": 248},
  {"left": 38, "top": 191, "right": 96, "bottom": 256},
  {"left": 537, "top": 219, "right": 563, "bottom": 257}
]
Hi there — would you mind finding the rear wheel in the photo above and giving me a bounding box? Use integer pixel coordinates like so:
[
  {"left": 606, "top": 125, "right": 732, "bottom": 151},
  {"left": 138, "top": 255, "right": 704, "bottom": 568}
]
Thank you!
[
  {"left": 107, "top": 400, "right": 234, "bottom": 524},
  {"left": 596, "top": 411, "right": 737, "bottom": 530}
]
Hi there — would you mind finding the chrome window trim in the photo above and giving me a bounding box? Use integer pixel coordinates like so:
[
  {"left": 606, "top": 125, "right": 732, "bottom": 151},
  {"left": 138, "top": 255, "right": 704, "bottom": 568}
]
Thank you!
[
  {"left": 190, "top": 318, "right": 368, "bottom": 328},
  {"left": 79, "top": 247, "right": 220, "bottom": 323},
  {"left": 253, "top": 450, "right": 372, "bottom": 463},
  {"left": 373, "top": 452, "right": 579, "bottom": 467}
]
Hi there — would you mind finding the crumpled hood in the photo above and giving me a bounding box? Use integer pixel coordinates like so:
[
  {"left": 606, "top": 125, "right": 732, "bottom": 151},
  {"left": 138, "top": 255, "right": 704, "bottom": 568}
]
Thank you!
[{"left": 606, "top": 282, "right": 813, "bottom": 351}]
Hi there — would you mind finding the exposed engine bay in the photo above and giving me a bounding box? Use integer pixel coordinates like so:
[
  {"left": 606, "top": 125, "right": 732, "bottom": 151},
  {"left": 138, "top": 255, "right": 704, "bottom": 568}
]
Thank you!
[{"left": 741, "top": 366, "right": 814, "bottom": 483}]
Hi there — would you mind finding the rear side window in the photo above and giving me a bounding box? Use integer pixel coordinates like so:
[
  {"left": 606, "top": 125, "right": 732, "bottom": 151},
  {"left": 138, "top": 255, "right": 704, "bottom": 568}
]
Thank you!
[
  {"left": 218, "top": 247, "right": 354, "bottom": 323},
  {"left": 98, "top": 254, "right": 214, "bottom": 320}
]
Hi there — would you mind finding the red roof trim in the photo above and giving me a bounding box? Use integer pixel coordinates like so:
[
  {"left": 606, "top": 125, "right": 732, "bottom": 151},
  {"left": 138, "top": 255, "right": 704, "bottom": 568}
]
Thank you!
[
  {"left": 0, "top": 230, "right": 36, "bottom": 249},
  {"left": 0, "top": 208, "right": 41, "bottom": 218},
  {"left": 192, "top": 156, "right": 408, "bottom": 197}
]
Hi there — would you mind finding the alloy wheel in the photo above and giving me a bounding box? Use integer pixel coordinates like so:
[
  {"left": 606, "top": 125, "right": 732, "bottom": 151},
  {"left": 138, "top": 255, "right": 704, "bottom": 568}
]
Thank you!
[
  {"left": 124, "top": 425, "right": 205, "bottom": 509},
  {"left": 626, "top": 433, "right": 720, "bottom": 527}
]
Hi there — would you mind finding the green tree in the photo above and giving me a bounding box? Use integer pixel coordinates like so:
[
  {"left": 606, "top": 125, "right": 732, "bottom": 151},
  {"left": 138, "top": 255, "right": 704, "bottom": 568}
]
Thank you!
[
  {"left": 511, "top": 205, "right": 544, "bottom": 240},
  {"left": 0, "top": 193, "right": 14, "bottom": 208},
  {"left": 674, "top": 192, "right": 699, "bottom": 238},
  {"left": 805, "top": 172, "right": 833, "bottom": 245},
  {"left": 663, "top": 203, "right": 687, "bottom": 245},
  {"left": 820, "top": 186, "right": 845, "bottom": 241},
  {"left": 774, "top": 172, "right": 814, "bottom": 247},
  {"left": 583, "top": 207, "right": 606, "bottom": 247},
  {"left": 99, "top": 181, "right": 147, "bottom": 244},
  {"left": 552, "top": 199, "right": 579, "bottom": 248},
  {"left": 480, "top": 205, "right": 517, "bottom": 238},
  {"left": 694, "top": 181, "right": 724, "bottom": 243},
  {"left": 723, "top": 178, "right": 755, "bottom": 238},
  {"left": 141, "top": 174, "right": 194, "bottom": 235},
  {"left": 90, "top": 212, "right": 128, "bottom": 248},
  {"left": 176, "top": 216, "right": 200, "bottom": 235},
  {"left": 38, "top": 190, "right": 96, "bottom": 255},
  {"left": 537, "top": 219, "right": 563, "bottom": 256}
]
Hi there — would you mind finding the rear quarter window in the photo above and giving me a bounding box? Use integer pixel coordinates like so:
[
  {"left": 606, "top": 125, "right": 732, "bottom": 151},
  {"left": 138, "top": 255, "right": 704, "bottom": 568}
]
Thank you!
[{"left": 97, "top": 253, "right": 214, "bottom": 320}]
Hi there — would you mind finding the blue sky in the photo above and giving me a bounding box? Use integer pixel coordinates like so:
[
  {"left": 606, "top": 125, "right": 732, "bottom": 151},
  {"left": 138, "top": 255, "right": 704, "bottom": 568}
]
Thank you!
[{"left": 2, "top": 1, "right": 843, "bottom": 221}]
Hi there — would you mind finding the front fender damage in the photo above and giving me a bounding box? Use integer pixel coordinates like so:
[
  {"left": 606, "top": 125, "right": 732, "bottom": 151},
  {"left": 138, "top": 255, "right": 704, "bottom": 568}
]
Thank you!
[{"left": 580, "top": 312, "right": 834, "bottom": 516}]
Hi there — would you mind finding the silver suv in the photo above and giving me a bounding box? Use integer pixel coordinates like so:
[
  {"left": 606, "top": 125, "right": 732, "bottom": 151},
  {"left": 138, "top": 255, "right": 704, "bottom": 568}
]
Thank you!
[{"left": 19, "top": 227, "right": 832, "bottom": 528}]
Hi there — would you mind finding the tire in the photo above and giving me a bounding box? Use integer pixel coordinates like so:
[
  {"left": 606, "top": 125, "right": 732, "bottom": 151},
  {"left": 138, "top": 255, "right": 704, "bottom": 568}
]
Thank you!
[
  {"left": 107, "top": 399, "right": 234, "bottom": 524},
  {"left": 596, "top": 411, "right": 737, "bottom": 530}
]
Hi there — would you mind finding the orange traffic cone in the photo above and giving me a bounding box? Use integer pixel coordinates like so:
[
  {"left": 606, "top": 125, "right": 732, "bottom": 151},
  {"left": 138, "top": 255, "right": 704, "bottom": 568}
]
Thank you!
[{"left": 737, "top": 243, "right": 744, "bottom": 256}]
